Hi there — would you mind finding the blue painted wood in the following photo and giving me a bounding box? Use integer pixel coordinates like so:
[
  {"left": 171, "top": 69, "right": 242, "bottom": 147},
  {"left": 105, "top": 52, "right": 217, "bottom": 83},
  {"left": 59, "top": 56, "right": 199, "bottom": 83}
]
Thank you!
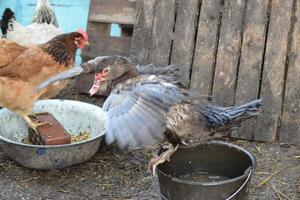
[
  {"left": 0, "top": 0, "right": 91, "bottom": 63},
  {"left": 0, "top": 0, "right": 90, "bottom": 32}
]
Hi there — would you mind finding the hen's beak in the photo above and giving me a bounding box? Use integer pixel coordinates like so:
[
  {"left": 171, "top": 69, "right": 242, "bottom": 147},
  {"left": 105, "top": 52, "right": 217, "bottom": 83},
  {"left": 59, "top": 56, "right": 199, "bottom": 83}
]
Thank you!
[{"left": 85, "top": 41, "right": 89, "bottom": 46}]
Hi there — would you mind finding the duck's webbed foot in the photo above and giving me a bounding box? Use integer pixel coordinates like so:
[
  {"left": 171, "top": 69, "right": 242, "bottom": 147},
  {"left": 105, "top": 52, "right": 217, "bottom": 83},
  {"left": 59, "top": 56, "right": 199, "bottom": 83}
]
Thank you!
[{"left": 149, "top": 144, "right": 179, "bottom": 176}]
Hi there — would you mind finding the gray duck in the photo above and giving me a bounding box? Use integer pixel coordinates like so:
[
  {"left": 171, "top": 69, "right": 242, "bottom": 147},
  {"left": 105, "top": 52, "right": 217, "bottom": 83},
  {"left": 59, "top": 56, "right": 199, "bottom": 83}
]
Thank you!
[{"left": 87, "top": 64, "right": 262, "bottom": 174}]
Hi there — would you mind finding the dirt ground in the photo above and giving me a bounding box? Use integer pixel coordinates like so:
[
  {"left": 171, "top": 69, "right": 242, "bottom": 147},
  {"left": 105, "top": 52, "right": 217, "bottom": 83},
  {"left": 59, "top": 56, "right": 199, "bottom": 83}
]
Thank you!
[{"left": 0, "top": 83, "right": 299, "bottom": 200}]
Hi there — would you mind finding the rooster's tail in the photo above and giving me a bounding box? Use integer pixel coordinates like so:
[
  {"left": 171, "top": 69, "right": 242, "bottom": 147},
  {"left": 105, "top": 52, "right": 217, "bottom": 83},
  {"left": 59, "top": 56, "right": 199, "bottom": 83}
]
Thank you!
[
  {"left": 32, "top": 0, "right": 58, "bottom": 27},
  {"left": 0, "top": 8, "right": 15, "bottom": 37}
]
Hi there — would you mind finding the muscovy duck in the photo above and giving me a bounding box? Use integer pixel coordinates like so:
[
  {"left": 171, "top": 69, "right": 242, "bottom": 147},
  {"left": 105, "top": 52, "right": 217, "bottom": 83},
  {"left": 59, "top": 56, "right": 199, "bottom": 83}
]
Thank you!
[{"left": 37, "top": 62, "right": 262, "bottom": 175}]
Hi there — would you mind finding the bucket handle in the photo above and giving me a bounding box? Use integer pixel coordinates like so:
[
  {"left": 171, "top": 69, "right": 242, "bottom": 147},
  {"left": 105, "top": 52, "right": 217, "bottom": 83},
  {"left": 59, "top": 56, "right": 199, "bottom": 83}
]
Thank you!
[{"left": 225, "top": 168, "right": 253, "bottom": 200}]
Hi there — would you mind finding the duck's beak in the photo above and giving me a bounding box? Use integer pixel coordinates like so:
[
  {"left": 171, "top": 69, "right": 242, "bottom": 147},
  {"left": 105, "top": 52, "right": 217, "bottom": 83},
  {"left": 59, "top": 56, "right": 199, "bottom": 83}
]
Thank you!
[
  {"left": 89, "top": 73, "right": 106, "bottom": 96},
  {"left": 89, "top": 80, "right": 100, "bottom": 96}
]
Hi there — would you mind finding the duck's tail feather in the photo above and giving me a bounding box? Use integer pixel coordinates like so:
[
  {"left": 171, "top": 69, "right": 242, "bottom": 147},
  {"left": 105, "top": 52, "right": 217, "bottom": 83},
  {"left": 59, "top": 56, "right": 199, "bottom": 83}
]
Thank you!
[{"left": 200, "top": 99, "right": 263, "bottom": 131}]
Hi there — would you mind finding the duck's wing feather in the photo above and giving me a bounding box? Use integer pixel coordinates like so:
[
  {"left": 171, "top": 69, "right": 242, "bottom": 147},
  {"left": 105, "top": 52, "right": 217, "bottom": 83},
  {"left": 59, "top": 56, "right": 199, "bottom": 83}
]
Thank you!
[{"left": 103, "top": 76, "right": 186, "bottom": 147}]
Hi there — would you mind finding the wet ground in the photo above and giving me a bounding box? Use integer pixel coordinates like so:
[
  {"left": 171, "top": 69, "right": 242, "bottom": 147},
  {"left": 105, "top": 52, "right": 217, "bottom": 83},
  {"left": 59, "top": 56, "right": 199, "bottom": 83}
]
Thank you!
[{"left": 0, "top": 84, "right": 299, "bottom": 200}]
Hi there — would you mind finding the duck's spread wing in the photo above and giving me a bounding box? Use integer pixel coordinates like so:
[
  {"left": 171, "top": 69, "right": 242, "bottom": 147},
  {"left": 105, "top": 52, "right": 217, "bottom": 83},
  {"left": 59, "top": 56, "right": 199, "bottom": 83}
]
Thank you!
[{"left": 103, "top": 79, "right": 186, "bottom": 147}]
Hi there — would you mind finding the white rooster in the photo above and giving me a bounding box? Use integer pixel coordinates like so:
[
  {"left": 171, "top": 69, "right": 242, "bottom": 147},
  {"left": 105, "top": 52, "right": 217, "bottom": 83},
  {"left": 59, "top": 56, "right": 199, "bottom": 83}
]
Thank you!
[{"left": 0, "top": 0, "right": 62, "bottom": 45}]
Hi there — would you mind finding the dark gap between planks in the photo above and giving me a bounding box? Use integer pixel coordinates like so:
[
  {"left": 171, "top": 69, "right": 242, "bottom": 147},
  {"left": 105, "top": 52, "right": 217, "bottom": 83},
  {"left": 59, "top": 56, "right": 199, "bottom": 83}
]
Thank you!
[
  {"left": 257, "top": 0, "right": 273, "bottom": 99},
  {"left": 188, "top": 0, "right": 203, "bottom": 89},
  {"left": 209, "top": 0, "right": 225, "bottom": 101},
  {"left": 167, "top": 0, "right": 178, "bottom": 66},
  {"left": 233, "top": 0, "right": 248, "bottom": 105}
]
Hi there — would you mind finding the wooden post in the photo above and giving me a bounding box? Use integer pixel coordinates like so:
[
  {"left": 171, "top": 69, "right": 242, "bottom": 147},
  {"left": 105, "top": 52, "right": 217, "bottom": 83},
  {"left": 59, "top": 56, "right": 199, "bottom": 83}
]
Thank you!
[
  {"left": 170, "top": 0, "right": 200, "bottom": 87},
  {"left": 190, "top": 0, "right": 222, "bottom": 96},
  {"left": 150, "top": 0, "right": 176, "bottom": 66},
  {"left": 130, "top": 0, "right": 156, "bottom": 64},
  {"left": 232, "top": 0, "right": 269, "bottom": 140},
  {"left": 254, "top": 0, "right": 294, "bottom": 142},
  {"left": 280, "top": 0, "right": 299, "bottom": 144},
  {"left": 212, "top": 0, "right": 246, "bottom": 106}
]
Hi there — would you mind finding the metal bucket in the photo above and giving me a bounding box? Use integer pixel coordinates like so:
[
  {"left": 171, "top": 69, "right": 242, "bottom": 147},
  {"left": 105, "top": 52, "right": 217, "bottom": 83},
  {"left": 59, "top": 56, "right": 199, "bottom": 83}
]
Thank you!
[{"left": 157, "top": 141, "right": 256, "bottom": 200}]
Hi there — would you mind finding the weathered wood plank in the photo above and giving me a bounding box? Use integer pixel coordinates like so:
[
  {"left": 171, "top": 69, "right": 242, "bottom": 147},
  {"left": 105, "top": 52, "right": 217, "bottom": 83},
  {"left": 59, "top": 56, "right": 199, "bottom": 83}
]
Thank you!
[
  {"left": 87, "top": 22, "right": 110, "bottom": 37},
  {"left": 254, "top": 0, "right": 294, "bottom": 142},
  {"left": 81, "top": 33, "right": 132, "bottom": 61},
  {"left": 89, "top": 0, "right": 136, "bottom": 25},
  {"left": 190, "top": 0, "right": 222, "bottom": 95},
  {"left": 130, "top": 0, "right": 155, "bottom": 64},
  {"left": 170, "top": 0, "right": 199, "bottom": 87},
  {"left": 212, "top": 0, "right": 246, "bottom": 106},
  {"left": 81, "top": 22, "right": 111, "bottom": 61},
  {"left": 280, "top": 0, "right": 299, "bottom": 144},
  {"left": 232, "top": 0, "right": 269, "bottom": 139},
  {"left": 150, "top": 0, "right": 176, "bottom": 66}
]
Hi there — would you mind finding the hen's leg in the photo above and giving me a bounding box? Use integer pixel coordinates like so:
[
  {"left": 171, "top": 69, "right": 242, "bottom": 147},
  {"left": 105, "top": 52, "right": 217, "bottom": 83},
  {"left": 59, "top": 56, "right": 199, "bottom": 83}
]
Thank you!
[
  {"left": 28, "top": 112, "right": 53, "bottom": 126},
  {"left": 28, "top": 112, "right": 50, "bottom": 117},
  {"left": 149, "top": 144, "right": 179, "bottom": 176},
  {"left": 22, "top": 115, "right": 51, "bottom": 134}
]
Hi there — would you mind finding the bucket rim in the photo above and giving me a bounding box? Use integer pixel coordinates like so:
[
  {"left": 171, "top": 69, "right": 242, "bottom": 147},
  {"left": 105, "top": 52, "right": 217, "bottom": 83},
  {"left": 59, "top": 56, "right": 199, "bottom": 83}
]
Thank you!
[{"left": 157, "top": 141, "right": 256, "bottom": 186}]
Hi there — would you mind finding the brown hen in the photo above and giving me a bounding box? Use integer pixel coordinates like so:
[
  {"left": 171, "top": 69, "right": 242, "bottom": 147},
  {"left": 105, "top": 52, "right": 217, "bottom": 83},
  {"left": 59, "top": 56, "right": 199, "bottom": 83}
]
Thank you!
[{"left": 0, "top": 30, "right": 89, "bottom": 132}]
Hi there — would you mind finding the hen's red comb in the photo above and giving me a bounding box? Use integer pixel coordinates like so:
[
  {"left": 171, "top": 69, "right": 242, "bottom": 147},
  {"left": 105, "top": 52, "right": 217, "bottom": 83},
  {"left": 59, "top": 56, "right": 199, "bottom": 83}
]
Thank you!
[{"left": 77, "top": 29, "right": 88, "bottom": 41}]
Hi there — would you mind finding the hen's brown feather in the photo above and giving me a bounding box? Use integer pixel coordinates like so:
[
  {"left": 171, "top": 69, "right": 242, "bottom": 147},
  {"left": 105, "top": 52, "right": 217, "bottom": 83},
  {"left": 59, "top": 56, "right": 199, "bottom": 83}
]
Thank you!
[
  {"left": 41, "top": 32, "right": 80, "bottom": 67},
  {"left": 0, "top": 39, "right": 27, "bottom": 67},
  {"left": 0, "top": 77, "right": 38, "bottom": 115}
]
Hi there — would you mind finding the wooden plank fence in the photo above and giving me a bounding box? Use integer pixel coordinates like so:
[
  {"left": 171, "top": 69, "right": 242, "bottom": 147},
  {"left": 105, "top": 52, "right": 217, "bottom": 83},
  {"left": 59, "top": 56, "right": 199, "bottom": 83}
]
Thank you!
[
  {"left": 79, "top": 0, "right": 300, "bottom": 144},
  {"left": 82, "top": 0, "right": 136, "bottom": 60}
]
